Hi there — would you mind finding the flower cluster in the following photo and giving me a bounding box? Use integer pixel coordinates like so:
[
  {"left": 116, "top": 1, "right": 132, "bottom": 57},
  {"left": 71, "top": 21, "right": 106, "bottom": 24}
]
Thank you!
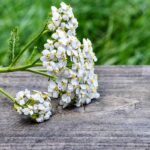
[
  {"left": 14, "top": 89, "right": 52, "bottom": 123},
  {"left": 48, "top": 2, "right": 78, "bottom": 36},
  {"left": 41, "top": 2, "right": 100, "bottom": 108},
  {"left": 41, "top": 2, "right": 79, "bottom": 75},
  {"left": 0, "top": 2, "right": 100, "bottom": 124}
]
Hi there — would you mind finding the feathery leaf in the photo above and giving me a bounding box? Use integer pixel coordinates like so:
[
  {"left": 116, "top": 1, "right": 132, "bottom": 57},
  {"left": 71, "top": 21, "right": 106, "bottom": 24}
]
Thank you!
[{"left": 9, "top": 27, "right": 19, "bottom": 64}]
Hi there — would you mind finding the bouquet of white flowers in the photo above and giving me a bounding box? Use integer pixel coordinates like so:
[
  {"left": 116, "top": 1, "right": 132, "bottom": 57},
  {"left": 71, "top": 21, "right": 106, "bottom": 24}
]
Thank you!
[{"left": 0, "top": 2, "right": 99, "bottom": 123}]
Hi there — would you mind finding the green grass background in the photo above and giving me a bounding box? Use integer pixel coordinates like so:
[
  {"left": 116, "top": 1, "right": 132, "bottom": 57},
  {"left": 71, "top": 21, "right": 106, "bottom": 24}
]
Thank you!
[{"left": 0, "top": 0, "right": 150, "bottom": 66}]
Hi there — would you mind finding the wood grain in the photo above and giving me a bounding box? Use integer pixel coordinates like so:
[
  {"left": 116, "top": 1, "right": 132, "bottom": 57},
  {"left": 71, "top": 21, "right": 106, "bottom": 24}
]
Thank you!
[{"left": 0, "top": 66, "right": 150, "bottom": 150}]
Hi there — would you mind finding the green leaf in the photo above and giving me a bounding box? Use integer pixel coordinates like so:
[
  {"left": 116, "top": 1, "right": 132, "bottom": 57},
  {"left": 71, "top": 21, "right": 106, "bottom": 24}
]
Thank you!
[{"left": 9, "top": 27, "right": 19, "bottom": 64}]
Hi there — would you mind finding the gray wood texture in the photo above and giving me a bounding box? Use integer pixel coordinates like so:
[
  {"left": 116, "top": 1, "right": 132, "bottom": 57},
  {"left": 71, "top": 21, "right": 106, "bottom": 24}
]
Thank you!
[{"left": 0, "top": 66, "right": 150, "bottom": 150}]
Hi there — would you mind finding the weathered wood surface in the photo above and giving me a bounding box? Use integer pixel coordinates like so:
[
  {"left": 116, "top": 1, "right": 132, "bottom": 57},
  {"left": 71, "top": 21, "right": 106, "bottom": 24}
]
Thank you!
[{"left": 0, "top": 66, "right": 150, "bottom": 150}]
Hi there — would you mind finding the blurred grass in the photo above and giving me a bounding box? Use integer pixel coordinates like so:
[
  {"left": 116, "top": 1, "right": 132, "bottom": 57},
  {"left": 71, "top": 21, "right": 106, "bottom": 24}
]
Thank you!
[{"left": 0, "top": 0, "right": 150, "bottom": 66}]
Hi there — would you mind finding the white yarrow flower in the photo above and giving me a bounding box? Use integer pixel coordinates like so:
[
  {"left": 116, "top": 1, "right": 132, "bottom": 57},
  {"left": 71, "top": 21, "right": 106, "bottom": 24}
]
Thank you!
[
  {"left": 14, "top": 90, "right": 52, "bottom": 123},
  {"left": 41, "top": 2, "right": 100, "bottom": 108}
]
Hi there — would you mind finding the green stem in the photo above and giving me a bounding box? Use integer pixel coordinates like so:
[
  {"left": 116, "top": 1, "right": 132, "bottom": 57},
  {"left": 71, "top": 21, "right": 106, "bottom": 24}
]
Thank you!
[
  {"left": 10, "top": 26, "right": 47, "bottom": 67},
  {"left": 0, "top": 65, "right": 55, "bottom": 80},
  {"left": 0, "top": 87, "right": 25, "bottom": 108},
  {"left": 0, "top": 64, "right": 34, "bottom": 73},
  {"left": 0, "top": 66, "right": 55, "bottom": 80},
  {"left": 0, "top": 58, "right": 41, "bottom": 73},
  {"left": 26, "top": 68, "right": 56, "bottom": 80},
  {"left": 0, "top": 88, "right": 16, "bottom": 103},
  {"left": 32, "top": 69, "right": 47, "bottom": 72},
  {"left": 34, "top": 63, "right": 43, "bottom": 66}
]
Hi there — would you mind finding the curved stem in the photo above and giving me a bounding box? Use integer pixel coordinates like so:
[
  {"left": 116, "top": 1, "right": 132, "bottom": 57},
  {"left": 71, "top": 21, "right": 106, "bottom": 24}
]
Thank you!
[
  {"left": 0, "top": 64, "right": 55, "bottom": 80},
  {"left": 0, "top": 88, "right": 16, "bottom": 103},
  {"left": 0, "top": 64, "right": 34, "bottom": 73},
  {"left": 0, "top": 66, "right": 55, "bottom": 80},
  {"left": 0, "top": 88, "right": 24, "bottom": 108},
  {"left": 10, "top": 25, "right": 47, "bottom": 67},
  {"left": 26, "top": 68, "right": 56, "bottom": 80},
  {"left": 0, "top": 58, "right": 41, "bottom": 73},
  {"left": 33, "top": 69, "right": 47, "bottom": 72},
  {"left": 34, "top": 63, "right": 43, "bottom": 66}
]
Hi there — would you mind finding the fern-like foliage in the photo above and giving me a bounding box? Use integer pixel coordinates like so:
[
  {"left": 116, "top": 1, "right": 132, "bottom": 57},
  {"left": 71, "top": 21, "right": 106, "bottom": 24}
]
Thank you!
[{"left": 8, "top": 27, "right": 19, "bottom": 64}]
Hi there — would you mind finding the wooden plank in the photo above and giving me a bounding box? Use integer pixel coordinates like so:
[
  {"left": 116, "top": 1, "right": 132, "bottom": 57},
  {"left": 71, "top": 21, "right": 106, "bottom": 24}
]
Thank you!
[{"left": 0, "top": 66, "right": 150, "bottom": 150}]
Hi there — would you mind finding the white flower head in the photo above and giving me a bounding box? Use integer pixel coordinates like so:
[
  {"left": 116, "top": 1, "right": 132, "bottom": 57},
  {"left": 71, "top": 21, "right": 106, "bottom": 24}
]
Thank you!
[
  {"left": 14, "top": 90, "right": 52, "bottom": 123},
  {"left": 41, "top": 2, "right": 100, "bottom": 108}
]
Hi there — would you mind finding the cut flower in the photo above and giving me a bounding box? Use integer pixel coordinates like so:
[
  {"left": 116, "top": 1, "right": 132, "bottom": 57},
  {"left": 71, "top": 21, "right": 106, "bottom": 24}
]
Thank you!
[
  {"left": 41, "top": 2, "right": 100, "bottom": 108},
  {"left": 15, "top": 89, "right": 52, "bottom": 123}
]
